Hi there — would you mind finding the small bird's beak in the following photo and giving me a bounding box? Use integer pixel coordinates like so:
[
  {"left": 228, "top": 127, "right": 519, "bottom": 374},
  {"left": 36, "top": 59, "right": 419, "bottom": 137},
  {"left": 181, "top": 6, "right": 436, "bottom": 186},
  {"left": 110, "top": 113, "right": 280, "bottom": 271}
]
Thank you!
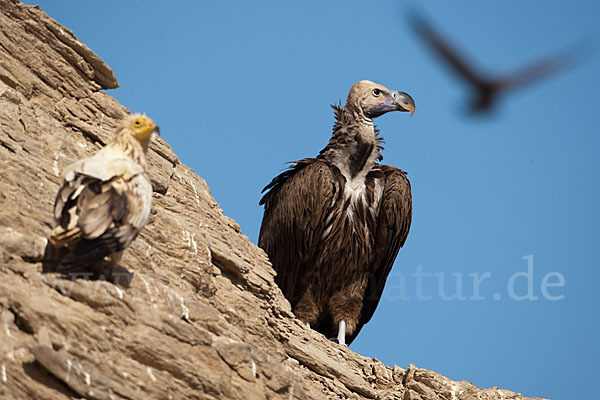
[
  {"left": 391, "top": 91, "right": 415, "bottom": 117},
  {"left": 155, "top": 125, "right": 161, "bottom": 136}
]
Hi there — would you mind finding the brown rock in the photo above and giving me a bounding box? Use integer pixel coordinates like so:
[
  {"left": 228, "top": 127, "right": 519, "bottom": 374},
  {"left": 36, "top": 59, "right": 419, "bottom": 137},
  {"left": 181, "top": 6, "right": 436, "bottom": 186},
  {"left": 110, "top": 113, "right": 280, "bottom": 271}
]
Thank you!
[{"left": 0, "top": 1, "right": 547, "bottom": 399}]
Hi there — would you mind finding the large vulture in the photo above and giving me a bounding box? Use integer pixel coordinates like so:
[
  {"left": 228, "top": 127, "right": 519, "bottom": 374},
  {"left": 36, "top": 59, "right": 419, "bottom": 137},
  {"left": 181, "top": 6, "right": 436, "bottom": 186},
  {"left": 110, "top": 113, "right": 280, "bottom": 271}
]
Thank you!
[
  {"left": 44, "top": 114, "right": 159, "bottom": 283},
  {"left": 259, "top": 81, "right": 415, "bottom": 345}
]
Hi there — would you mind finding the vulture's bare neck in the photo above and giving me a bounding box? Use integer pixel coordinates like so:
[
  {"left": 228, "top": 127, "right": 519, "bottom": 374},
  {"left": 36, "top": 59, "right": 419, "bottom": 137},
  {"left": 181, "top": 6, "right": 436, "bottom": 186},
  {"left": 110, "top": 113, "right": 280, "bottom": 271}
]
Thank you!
[{"left": 318, "top": 105, "right": 383, "bottom": 179}]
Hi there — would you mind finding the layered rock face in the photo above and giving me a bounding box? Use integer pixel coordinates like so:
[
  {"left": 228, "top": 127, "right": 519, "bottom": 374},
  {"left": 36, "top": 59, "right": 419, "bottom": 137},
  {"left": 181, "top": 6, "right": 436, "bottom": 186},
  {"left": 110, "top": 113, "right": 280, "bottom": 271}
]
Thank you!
[{"left": 0, "top": 1, "right": 546, "bottom": 399}]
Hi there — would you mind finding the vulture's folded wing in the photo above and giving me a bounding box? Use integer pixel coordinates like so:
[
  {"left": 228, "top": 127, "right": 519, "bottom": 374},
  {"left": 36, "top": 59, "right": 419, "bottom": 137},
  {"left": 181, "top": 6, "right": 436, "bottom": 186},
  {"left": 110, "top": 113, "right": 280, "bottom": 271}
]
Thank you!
[
  {"left": 258, "top": 159, "right": 344, "bottom": 303},
  {"left": 49, "top": 157, "right": 152, "bottom": 272},
  {"left": 64, "top": 149, "right": 144, "bottom": 183}
]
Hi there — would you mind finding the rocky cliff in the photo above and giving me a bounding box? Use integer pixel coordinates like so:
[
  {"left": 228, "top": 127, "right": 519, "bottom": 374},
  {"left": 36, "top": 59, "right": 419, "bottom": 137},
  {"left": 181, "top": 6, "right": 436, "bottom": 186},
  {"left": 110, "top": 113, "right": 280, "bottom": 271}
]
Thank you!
[{"left": 0, "top": 1, "right": 546, "bottom": 399}]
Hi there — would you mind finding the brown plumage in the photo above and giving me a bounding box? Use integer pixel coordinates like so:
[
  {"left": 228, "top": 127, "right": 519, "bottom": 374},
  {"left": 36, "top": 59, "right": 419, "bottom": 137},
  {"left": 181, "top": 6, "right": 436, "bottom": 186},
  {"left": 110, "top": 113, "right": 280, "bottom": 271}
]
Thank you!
[
  {"left": 43, "top": 114, "right": 159, "bottom": 283},
  {"left": 259, "top": 81, "right": 414, "bottom": 345},
  {"left": 412, "top": 15, "right": 572, "bottom": 113}
]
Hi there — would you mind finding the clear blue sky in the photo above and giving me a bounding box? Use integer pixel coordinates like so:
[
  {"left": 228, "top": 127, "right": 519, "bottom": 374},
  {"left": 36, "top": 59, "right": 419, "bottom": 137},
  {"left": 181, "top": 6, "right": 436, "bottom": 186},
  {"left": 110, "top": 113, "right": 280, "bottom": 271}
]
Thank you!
[{"left": 25, "top": 1, "right": 600, "bottom": 399}]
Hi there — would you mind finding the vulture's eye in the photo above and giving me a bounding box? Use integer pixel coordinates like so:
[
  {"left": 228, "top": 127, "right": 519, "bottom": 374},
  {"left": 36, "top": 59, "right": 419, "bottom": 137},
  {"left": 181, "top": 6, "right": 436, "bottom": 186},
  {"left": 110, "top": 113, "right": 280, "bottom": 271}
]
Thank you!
[{"left": 372, "top": 89, "right": 381, "bottom": 97}]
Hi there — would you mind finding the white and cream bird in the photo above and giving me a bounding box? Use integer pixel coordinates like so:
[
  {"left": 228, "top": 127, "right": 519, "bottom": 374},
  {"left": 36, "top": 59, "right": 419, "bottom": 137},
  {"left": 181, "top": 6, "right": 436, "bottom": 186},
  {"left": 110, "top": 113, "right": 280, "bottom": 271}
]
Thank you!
[{"left": 44, "top": 113, "right": 159, "bottom": 282}]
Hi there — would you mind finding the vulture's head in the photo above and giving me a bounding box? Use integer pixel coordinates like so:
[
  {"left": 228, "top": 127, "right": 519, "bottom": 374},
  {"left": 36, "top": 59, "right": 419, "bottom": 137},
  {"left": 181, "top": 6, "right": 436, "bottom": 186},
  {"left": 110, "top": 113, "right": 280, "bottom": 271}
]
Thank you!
[
  {"left": 120, "top": 113, "right": 160, "bottom": 144},
  {"left": 346, "top": 80, "right": 415, "bottom": 119}
]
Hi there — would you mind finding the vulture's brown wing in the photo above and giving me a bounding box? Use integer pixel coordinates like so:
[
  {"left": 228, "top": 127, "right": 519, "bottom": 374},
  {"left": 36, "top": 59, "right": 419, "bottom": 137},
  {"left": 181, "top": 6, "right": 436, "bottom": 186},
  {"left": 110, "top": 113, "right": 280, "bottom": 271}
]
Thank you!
[
  {"left": 412, "top": 16, "right": 486, "bottom": 87},
  {"left": 347, "top": 165, "right": 412, "bottom": 344},
  {"left": 259, "top": 159, "right": 343, "bottom": 304}
]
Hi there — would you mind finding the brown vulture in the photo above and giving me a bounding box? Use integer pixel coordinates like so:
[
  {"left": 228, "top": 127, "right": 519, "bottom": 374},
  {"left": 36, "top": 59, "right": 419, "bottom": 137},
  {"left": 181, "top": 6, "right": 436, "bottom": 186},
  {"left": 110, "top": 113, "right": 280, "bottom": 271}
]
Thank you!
[
  {"left": 259, "top": 80, "right": 415, "bottom": 345},
  {"left": 44, "top": 114, "right": 159, "bottom": 283},
  {"left": 412, "top": 15, "right": 571, "bottom": 113}
]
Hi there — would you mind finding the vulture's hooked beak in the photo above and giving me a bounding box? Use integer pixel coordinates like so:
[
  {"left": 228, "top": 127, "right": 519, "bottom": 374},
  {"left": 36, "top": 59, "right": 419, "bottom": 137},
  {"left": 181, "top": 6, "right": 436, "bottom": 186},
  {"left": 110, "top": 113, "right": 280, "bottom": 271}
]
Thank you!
[
  {"left": 366, "top": 90, "right": 416, "bottom": 118},
  {"left": 390, "top": 91, "right": 415, "bottom": 117}
]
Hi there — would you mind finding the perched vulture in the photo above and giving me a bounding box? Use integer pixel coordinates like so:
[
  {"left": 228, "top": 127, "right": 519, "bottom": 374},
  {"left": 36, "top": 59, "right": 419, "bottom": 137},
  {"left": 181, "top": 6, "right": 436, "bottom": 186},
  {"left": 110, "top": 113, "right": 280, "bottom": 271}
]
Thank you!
[
  {"left": 44, "top": 114, "right": 159, "bottom": 283},
  {"left": 259, "top": 81, "right": 415, "bottom": 345},
  {"left": 412, "top": 15, "right": 571, "bottom": 113}
]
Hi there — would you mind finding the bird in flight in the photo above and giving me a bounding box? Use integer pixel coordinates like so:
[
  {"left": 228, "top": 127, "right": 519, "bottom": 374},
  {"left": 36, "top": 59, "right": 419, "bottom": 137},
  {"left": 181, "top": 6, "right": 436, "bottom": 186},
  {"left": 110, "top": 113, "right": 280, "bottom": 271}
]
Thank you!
[{"left": 411, "top": 14, "right": 573, "bottom": 114}]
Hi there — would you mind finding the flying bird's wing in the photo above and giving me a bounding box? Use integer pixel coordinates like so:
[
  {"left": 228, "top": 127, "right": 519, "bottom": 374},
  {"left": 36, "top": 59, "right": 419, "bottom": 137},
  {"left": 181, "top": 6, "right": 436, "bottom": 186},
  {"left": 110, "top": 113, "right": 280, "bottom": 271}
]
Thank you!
[
  {"left": 412, "top": 15, "right": 485, "bottom": 87},
  {"left": 259, "top": 159, "right": 343, "bottom": 304},
  {"left": 347, "top": 165, "right": 412, "bottom": 344},
  {"left": 494, "top": 52, "right": 571, "bottom": 92},
  {"left": 48, "top": 155, "right": 152, "bottom": 272}
]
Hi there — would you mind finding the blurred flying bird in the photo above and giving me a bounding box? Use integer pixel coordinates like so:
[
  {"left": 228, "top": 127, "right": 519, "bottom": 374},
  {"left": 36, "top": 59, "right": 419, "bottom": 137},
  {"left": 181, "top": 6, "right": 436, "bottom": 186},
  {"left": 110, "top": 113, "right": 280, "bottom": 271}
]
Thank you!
[{"left": 411, "top": 15, "right": 574, "bottom": 114}]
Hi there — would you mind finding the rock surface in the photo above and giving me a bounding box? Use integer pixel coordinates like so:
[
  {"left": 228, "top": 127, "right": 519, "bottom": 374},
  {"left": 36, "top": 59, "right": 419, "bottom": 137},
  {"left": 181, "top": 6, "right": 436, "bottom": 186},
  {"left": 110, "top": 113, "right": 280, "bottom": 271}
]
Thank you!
[{"left": 0, "top": 1, "right": 547, "bottom": 399}]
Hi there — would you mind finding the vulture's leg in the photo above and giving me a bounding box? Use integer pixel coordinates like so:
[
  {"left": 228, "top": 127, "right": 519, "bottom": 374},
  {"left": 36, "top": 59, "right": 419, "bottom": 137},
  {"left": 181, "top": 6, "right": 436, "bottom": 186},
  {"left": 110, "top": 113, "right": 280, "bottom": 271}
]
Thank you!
[
  {"left": 293, "top": 286, "right": 320, "bottom": 328},
  {"left": 328, "top": 281, "right": 366, "bottom": 345},
  {"left": 107, "top": 251, "right": 123, "bottom": 283},
  {"left": 337, "top": 319, "right": 347, "bottom": 346}
]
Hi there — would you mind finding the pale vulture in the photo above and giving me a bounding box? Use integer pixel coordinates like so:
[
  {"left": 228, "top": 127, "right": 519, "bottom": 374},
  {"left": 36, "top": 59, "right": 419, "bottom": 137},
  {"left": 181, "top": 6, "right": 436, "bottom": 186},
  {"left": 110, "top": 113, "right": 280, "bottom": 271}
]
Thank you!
[{"left": 44, "top": 114, "right": 159, "bottom": 283}]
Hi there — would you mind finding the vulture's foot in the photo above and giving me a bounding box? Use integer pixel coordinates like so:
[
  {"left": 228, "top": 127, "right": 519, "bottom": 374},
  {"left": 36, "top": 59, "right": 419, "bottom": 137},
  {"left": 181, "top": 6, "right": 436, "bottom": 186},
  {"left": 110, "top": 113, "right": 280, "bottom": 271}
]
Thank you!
[
  {"left": 328, "top": 337, "right": 348, "bottom": 347},
  {"left": 329, "top": 319, "right": 347, "bottom": 346}
]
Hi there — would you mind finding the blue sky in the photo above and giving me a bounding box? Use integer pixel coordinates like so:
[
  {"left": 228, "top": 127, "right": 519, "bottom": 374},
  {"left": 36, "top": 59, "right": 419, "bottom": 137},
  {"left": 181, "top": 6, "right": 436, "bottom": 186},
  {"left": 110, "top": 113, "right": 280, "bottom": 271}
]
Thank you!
[{"left": 25, "top": 1, "right": 600, "bottom": 399}]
